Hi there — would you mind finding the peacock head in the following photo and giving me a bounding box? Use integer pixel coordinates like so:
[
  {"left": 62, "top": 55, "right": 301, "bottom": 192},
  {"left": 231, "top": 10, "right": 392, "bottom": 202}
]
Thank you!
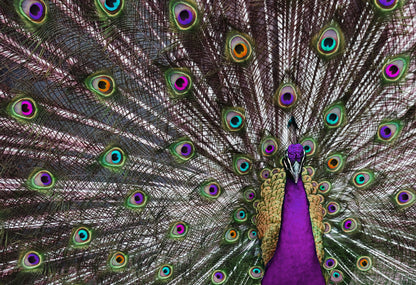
[{"left": 283, "top": 144, "right": 305, "bottom": 184}]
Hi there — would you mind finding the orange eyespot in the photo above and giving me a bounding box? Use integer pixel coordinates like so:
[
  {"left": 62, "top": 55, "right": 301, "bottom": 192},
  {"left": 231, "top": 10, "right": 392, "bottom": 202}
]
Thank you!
[
  {"left": 229, "top": 230, "right": 237, "bottom": 238},
  {"left": 233, "top": 43, "right": 248, "bottom": 59},
  {"left": 115, "top": 254, "right": 125, "bottom": 264},
  {"left": 97, "top": 79, "right": 111, "bottom": 92},
  {"left": 327, "top": 158, "right": 338, "bottom": 169}
]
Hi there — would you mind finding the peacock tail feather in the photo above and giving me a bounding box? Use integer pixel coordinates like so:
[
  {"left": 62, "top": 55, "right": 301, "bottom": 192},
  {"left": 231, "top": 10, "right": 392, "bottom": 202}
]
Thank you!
[{"left": 1, "top": 0, "right": 416, "bottom": 284}]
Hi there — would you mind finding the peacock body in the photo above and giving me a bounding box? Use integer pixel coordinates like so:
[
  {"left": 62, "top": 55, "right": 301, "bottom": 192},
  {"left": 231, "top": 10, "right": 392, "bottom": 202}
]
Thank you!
[{"left": 1, "top": 0, "right": 416, "bottom": 284}]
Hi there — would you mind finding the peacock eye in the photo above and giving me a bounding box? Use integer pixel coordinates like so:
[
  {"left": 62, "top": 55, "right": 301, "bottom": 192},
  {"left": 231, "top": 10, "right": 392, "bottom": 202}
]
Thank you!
[
  {"left": 243, "top": 188, "right": 256, "bottom": 202},
  {"left": 301, "top": 138, "right": 316, "bottom": 156},
  {"left": 377, "top": 121, "right": 402, "bottom": 142},
  {"left": 233, "top": 207, "right": 248, "bottom": 223},
  {"left": 323, "top": 103, "right": 345, "bottom": 128},
  {"left": 97, "top": 0, "right": 124, "bottom": 16},
  {"left": 357, "top": 256, "right": 372, "bottom": 271},
  {"left": 316, "top": 27, "right": 342, "bottom": 57},
  {"left": 222, "top": 108, "right": 245, "bottom": 132},
  {"left": 169, "top": 138, "right": 195, "bottom": 162},
  {"left": 330, "top": 269, "right": 344, "bottom": 283},
  {"left": 20, "top": 0, "right": 47, "bottom": 24},
  {"left": 318, "top": 181, "right": 331, "bottom": 195},
  {"left": 211, "top": 269, "right": 227, "bottom": 284},
  {"left": 72, "top": 227, "right": 92, "bottom": 246},
  {"left": 200, "top": 180, "right": 221, "bottom": 199},
  {"left": 326, "top": 201, "right": 340, "bottom": 215},
  {"left": 352, "top": 171, "right": 374, "bottom": 188},
  {"left": 22, "top": 251, "right": 42, "bottom": 269},
  {"left": 325, "top": 153, "right": 344, "bottom": 173},
  {"left": 248, "top": 266, "right": 264, "bottom": 279},
  {"left": 109, "top": 252, "right": 128, "bottom": 269},
  {"left": 247, "top": 228, "right": 257, "bottom": 240},
  {"left": 170, "top": 0, "right": 198, "bottom": 30},
  {"left": 165, "top": 69, "right": 193, "bottom": 98},
  {"left": 10, "top": 97, "right": 37, "bottom": 120},
  {"left": 227, "top": 33, "right": 253, "bottom": 63},
  {"left": 341, "top": 218, "right": 358, "bottom": 233},
  {"left": 260, "top": 136, "right": 278, "bottom": 157},
  {"left": 158, "top": 265, "right": 173, "bottom": 280},
  {"left": 275, "top": 83, "right": 298, "bottom": 109},
  {"left": 394, "top": 189, "right": 415, "bottom": 208},
  {"left": 101, "top": 147, "right": 126, "bottom": 168},
  {"left": 224, "top": 228, "right": 240, "bottom": 243},
  {"left": 86, "top": 74, "right": 116, "bottom": 97},
  {"left": 374, "top": 0, "right": 399, "bottom": 11},
  {"left": 324, "top": 222, "right": 331, "bottom": 234},
  {"left": 29, "top": 169, "right": 55, "bottom": 190},
  {"left": 233, "top": 155, "right": 252, "bottom": 175},
  {"left": 127, "top": 190, "right": 148, "bottom": 208},
  {"left": 170, "top": 222, "right": 188, "bottom": 238},
  {"left": 323, "top": 257, "right": 338, "bottom": 270},
  {"left": 382, "top": 56, "right": 408, "bottom": 83},
  {"left": 259, "top": 168, "right": 271, "bottom": 180}
]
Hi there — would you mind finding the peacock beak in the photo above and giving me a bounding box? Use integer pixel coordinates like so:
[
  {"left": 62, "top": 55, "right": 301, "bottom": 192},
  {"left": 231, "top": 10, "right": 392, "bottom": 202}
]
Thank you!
[{"left": 289, "top": 161, "right": 302, "bottom": 184}]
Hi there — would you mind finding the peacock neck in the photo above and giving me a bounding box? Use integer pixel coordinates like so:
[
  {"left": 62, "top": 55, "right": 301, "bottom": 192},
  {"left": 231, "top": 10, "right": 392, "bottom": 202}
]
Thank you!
[{"left": 262, "top": 177, "right": 325, "bottom": 284}]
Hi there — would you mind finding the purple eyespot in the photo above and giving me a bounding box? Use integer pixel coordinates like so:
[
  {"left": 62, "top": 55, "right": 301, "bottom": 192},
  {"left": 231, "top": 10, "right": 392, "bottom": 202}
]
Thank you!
[
  {"left": 40, "top": 173, "right": 52, "bottom": 186},
  {"left": 180, "top": 143, "right": 192, "bottom": 156},
  {"left": 280, "top": 92, "right": 295, "bottom": 106},
  {"left": 174, "top": 76, "right": 189, "bottom": 91},
  {"left": 385, "top": 64, "right": 400, "bottom": 78},
  {"left": 134, "top": 192, "right": 144, "bottom": 204},
  {"left": 176, "top": 224, "right": 185, "bottom": 234}
]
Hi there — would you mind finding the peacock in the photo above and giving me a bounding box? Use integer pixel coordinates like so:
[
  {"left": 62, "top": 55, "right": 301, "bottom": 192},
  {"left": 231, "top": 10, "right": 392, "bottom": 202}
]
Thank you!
[{"left": 1, "top": 0, "right": 415, "bottom": 284}]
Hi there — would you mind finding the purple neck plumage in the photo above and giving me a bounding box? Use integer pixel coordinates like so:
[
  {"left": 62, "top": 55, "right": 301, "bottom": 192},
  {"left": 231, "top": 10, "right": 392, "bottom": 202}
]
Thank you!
[{"left": 262, "top": 144, "right": 325, "bottom": 284}]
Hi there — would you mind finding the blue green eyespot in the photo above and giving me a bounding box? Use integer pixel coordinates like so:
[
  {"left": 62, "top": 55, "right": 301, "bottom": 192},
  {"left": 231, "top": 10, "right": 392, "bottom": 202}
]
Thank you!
[
  {"left": 301, "top": 137, "right": 316, "bottom": 156},
  {"left": 96, "top": 0, "right": 124, "bottom": 17},
  {"left": 233, "top": 207, "right": 248, "bottom": 223},
  {"left": 222, "top": 107, "right": 246, "bottom": 132},
  {"left": 72, "top": 226, "right": 92, "bottom": 247},
  {"left": 323, "top": 103, "right": 346, "bottom": 128},
  {"left": 100, "top": 147, "right": 126, "bottom": 168},
  {"left": 233, "top": 155, "right": 252, "bottom": 175},
  {"left": 352, "top": 170, "right": 374, "bottom": 189},
  {"left": 314, "top": 24, "right": 344, "bottom": 58},
  {"left": 248, "top": 266, "right": 264, "bottom": 279},
  {"left": 158, "top": 264, "right": 173, "bottom": 280}
]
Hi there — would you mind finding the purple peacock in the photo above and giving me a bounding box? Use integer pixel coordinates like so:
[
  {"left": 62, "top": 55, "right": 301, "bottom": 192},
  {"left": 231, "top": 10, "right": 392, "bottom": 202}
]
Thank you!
[{"left": 0, "top": 0, "right": 416, "bottom": 284}]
